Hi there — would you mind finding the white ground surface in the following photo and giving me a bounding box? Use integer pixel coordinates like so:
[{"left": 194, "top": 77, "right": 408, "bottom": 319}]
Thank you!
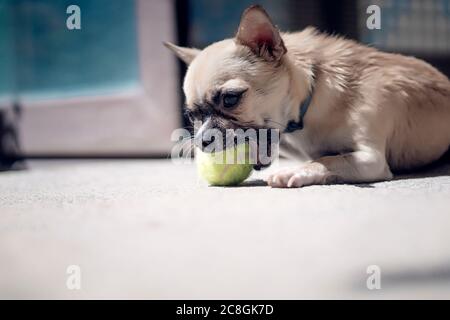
[{"left": 1, "top": 159, "right": 450, "bottom": 299}]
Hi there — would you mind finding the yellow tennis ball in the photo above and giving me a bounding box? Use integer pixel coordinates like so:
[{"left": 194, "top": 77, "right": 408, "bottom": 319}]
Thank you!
[{"left": 196, "top": 143, "right": 253, "bottom": 186}]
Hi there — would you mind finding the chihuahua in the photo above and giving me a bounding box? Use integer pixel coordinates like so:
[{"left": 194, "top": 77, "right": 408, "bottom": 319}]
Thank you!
[{"left": 165, "top": 5, "right": 450, "bottom": 188}]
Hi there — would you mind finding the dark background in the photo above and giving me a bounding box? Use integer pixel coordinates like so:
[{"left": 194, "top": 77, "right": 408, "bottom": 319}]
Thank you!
[{"left": 174, "top": 0, "right": 450, "bottom": 125}]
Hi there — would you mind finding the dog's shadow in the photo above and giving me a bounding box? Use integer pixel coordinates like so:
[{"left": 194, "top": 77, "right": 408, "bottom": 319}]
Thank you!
[
  {"left": 228, "top": 179, "right": 268, "bottom": 188},
  {"left": 394, "top": 155, "right": 450, "bottom": 179},
  {"left": 355, "top": 153, "right": 450, "bottom": 189}
]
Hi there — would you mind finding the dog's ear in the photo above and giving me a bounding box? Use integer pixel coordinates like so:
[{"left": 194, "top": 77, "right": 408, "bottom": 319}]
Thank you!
[
  {"left": 163, "top": 42, "right": 200, "bottom": 64},
  {"left": 235, "top": 5, "right": 286, "bottom": 62}
]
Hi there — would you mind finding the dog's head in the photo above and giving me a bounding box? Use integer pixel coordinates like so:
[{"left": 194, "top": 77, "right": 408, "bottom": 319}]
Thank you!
[{"left": 166, "top": 5, "right": 291, "bottom": 166}]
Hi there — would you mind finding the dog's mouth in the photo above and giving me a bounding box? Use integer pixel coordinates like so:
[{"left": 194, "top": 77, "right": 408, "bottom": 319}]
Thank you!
[{"left": 195, "top": 126, "right": 277, "bottom": 170}]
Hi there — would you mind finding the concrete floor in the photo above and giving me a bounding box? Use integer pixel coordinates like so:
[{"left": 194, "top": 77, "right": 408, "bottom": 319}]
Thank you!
[{"left": 1, "top": 158, "right": 450, "bottom": 299}]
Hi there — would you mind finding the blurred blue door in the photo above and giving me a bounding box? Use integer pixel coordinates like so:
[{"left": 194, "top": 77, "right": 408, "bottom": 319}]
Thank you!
[{"left": 0, "top": 0, "right": 179, "bottom": 155}]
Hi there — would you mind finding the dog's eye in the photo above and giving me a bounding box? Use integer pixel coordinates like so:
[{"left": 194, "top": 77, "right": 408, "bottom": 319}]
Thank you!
[{"left": 222, "top": 92, "right": 243, "bottom": 109}]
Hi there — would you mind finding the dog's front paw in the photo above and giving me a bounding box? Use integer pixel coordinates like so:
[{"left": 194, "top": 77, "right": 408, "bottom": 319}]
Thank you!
[{"left": 267, "top": 163, "right": 332, "bottom": 188}]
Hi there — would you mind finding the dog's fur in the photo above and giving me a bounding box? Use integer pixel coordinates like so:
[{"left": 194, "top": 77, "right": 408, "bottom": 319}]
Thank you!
[{"left": 166, "top": 5, "right": 450, "bottom": 188}]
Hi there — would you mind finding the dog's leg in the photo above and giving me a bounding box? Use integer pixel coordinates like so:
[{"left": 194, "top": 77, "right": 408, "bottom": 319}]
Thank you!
[{"left": 267, "top": 149, "right": 393, "bottom": 188}]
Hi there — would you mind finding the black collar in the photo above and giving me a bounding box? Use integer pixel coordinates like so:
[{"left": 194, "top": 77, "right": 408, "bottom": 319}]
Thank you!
[{"left": 284, "top": 89, "right": 314, "bottom": 133}]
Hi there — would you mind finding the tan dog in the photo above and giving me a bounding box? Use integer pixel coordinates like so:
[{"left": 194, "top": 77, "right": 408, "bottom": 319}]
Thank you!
[{"left": 165, "top": 5, "right": 450, "bottom": 188}]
